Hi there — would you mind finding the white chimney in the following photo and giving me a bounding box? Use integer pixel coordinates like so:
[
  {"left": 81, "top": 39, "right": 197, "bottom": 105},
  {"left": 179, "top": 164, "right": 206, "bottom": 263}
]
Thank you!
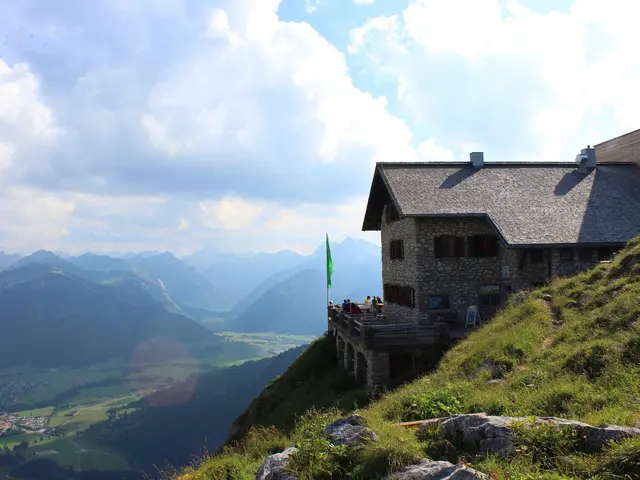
[
  {"left": 470, "top": 152, "right": 484, "bottom": 168},
  {"left": 575, "top": 145, "right": 596, "bottom": 173}
]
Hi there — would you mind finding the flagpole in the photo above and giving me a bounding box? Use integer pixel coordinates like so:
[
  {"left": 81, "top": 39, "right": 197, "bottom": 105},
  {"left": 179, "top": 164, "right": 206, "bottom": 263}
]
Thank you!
[{"left": 326, "top": 234, "right": 329, "bottom": 307}]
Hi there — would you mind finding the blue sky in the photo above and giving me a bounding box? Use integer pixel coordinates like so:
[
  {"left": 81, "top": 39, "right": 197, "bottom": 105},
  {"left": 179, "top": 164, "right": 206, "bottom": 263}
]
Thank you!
[{"left": 0, "top": 0, "right": 638, "bottom": 255}]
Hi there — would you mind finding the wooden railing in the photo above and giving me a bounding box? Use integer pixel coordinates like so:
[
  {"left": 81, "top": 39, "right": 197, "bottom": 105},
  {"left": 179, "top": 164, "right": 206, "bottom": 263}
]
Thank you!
[{"left": 328, "top": 307, "right": 443, "bottom": 348}]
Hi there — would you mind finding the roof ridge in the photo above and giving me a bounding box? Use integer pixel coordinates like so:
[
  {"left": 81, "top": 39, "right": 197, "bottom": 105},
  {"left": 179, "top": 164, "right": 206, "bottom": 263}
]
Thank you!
[{"left": 377, "top": 161, "right": 637, "bottom": 168}]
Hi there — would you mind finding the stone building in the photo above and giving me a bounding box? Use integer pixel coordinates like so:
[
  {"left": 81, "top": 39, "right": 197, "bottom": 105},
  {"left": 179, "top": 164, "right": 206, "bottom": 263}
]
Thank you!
[
  {"left": 362, "top": 131, "right": 640, "bottom": 325},
  {"left": 329, "top": 129, "right": 640, "bottom": 387}
]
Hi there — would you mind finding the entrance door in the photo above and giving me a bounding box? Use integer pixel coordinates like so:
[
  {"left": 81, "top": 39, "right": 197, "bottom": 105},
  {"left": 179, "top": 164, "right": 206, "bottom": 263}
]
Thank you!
[{"left": 478, "top": 284, "right": 501, "bottom": 320}]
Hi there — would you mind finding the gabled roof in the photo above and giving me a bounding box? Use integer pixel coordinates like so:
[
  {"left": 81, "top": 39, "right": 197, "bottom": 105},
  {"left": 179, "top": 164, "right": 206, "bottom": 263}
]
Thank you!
[{"left": 362, "top": 162, "right": 640, "bottom": 247}]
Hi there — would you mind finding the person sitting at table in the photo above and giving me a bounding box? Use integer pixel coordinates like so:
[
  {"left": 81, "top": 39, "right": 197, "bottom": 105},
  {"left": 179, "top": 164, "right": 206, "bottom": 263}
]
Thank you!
[
  {"left": 371, "top": 296, "right": 378, "bottom": 309},
  {"left": 350, "top": 302, "right": 362, "bottom": 315},
  {"left": 342, "top": 299, "right": 349, "bottom": 312},
  {"left": 364, "top": 295, "right": 371, "bottom": 305}
]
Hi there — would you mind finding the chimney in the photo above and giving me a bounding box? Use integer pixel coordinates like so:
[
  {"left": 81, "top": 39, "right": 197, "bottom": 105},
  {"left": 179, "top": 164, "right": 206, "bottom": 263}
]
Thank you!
[
  {"left": 575, "top": 145, "right": 596, "bottom": 174},
  {"left": 470, "top": 152, "right": 484, "bottom": 168}
]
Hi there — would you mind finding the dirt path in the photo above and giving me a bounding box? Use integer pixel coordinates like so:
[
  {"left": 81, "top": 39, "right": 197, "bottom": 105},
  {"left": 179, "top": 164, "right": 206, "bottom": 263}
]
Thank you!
[{"left": 540, "top": 296, "right": 561, "bottom": 350}]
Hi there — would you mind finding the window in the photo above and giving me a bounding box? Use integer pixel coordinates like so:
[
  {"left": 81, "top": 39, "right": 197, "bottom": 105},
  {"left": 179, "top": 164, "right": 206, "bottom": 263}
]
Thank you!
[
  {"left": 428, "top": 294, "right": 450, "bottom": 310},
  {"left": 469, "top": 235, "right": 499, "bottom": 257},
  {"left": 434, "top": 236, "right": 465, "bottom": 258},
  {"left": 560, "top": 249, "right": 573, "bottom": 262},
  {"left": 479, "top": 285, "right": 501, "bottom": 307},
  {"left": 390, "top": 240, "right": 404, "bottom": 260},
  {"left": 597, "top": 247, "right": 612, "bottom": 261},
  {"left": 384, "top": 204, "right": 400, "bottom": 223},
  {"left": 383, "top": 283, "right": 415, "bottom": 308},
  {"left": 529, "top": 249, "right": 544, "bottom": 264},
  {"left": 578, "top": 248, "right": 594, "bottom": 262}
]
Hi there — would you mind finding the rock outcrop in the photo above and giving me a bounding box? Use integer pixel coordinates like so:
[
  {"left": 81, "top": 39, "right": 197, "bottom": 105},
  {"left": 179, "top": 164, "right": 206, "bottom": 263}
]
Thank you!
[
  {"left": 386, "top": 460, "right": 487, "bottom": 479},
  {"left": 420, "top": 413, "right": 640, "bottom": 455},
  {"left": 256, "top": 446, "right": 299, "bottom": 480},
  {"left": 323, "top": 414, "right": 377, "bottom": 446}
]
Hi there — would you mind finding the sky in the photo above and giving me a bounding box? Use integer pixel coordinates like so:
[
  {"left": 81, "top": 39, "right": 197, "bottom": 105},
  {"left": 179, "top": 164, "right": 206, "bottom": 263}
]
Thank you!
[{"left": 0, "top": 0, "right": 639, "bottom": 256}]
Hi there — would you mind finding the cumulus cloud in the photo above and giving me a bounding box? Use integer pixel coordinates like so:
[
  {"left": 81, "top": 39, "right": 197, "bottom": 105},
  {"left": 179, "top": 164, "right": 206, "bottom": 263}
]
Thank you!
[
  {"left": 349, "top": 0, "right": 640, "bottom": 162},
  {"left": 0, "top": 0, "right": 410, "bottom": 253},
  {"left": 1, "top": 0, "right": 638, "bottom": 254}
]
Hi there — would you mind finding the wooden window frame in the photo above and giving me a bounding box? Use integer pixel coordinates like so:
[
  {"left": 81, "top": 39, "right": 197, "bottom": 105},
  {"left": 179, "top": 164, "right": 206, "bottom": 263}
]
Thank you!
[
  {"left": 597, "top": 247, "right": 612, "bottom": 261},
  {"left": 529, "top": 249, "right": 544, "bottom": 264},
  {"left": 390, "top": 239, "right": 405, "bottom": 260},
  {"left": 434, "top": 235, "right": 465, "bottom": 258},
  {"left": 560, "top": 249, "right": 573, "bottom": 262},
  {"left": 578, "top": 248, "right": 594, "bottom": 262},
  {"left": 479, "top": 285, "right": 501, "bottom": 307},
  {"left": 384, "top": 203, "right": 400, "bottom": 224},
  {"left": 427, "top": 294, "right": 450, "bottom": 311},
  {"left": 468, "top": 234, "right": 499, "bottom": 258},
  {"left": 383, "top": 283, "right": 415, "bottom": 308}
]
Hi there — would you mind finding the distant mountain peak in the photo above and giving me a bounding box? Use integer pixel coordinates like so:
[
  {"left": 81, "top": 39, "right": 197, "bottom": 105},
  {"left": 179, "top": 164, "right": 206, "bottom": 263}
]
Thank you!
[{"left": 17, "top": 250, "right": 61, "bottom": 265}]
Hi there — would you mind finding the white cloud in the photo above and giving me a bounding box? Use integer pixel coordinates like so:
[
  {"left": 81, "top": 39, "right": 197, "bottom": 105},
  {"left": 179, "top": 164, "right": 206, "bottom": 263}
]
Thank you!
[
  {"left": 7, "top": 0, "right": 639, "bottom": 255},
  {"left": 196, "top": 195, "right": 379, "bottom": 254},
  {"left": 354, "top": 0, "right": 375, "bottom": 5},
  {"left": 349, "top": 0, "right": 640, "bottom": 163},
  {"left": 199, "top": 197, "right": 265, "bottom": 231},
  {"left": 141, "top": 2, "right": 416, "bottom": 169},
  {"left": 0, "top": 187, "right": 75, "bottom": 251}
]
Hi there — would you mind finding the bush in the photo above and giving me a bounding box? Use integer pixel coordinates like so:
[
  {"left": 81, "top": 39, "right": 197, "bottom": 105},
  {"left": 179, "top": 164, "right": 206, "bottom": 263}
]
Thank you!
[{"left": 398, "top": 389, "right": 463, "bottom": 422}]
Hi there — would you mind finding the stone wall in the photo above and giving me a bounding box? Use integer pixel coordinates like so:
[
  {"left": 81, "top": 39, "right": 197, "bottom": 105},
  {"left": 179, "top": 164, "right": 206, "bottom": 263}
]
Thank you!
[
  {"left": 380, "top": 215, "right": 605, "bottom": 326},
  {"left": 414, "top": 217, "right": 502, "bottom": 322},
  {"left": 380, "top": 213, "right": 418, "bottom": 322},
  {"left": 550, "top": 248, "right": 598, "bottom": 278},
  {"left": 500, "top": 247, "right": 551, "bottom": 291},
  {"left": 334, "top": 330, "right": 390, "bottom": 387}
]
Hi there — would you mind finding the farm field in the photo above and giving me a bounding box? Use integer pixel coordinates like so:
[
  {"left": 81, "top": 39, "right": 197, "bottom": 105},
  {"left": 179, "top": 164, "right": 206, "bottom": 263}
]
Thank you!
[
  {"left": 216, "top": 332, "right": 315, "bottom": 359},
  {"left": 0, "top": 335, "right": 292, "bottom": 472}
]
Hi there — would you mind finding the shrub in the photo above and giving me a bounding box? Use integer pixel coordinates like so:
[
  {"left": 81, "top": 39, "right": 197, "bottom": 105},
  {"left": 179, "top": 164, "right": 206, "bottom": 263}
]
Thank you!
[{"left": 398, "top": 389, "right": 463, "bottom": 422}]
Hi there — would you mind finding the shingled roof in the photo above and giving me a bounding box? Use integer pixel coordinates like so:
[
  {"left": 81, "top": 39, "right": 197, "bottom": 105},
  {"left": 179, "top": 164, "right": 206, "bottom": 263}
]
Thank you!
[{"left": 362, "top": 162, "right": 640, "bottom": 247}]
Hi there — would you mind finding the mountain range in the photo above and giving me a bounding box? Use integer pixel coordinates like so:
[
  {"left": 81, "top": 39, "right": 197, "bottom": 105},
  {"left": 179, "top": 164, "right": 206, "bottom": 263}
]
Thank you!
[{"left": 0, "top": 237, "right": 382, "bottom": 367}]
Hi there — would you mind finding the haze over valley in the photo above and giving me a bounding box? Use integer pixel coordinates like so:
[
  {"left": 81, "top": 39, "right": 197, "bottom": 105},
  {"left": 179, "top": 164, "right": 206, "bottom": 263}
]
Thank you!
[{"left": 0, "top": 237, "right": 379, "bottom": 478}]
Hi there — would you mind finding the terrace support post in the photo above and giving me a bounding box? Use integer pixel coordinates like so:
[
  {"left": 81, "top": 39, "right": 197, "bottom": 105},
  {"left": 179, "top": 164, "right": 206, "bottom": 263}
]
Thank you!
[
  {"left": 367, "top": 350, "right": 390, "bottom": 387},
  {"left": 363, "top": 325, "right": 373, "bottom": 349},
  {"left": 348, "top": 316, "right": 355, "bottom": 336}
]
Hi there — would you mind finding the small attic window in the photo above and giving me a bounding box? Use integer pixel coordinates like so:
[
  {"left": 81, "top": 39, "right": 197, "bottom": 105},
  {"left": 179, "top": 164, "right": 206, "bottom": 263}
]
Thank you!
[{"left": 384, "top": 203, "right": 400, "bottom": 223}]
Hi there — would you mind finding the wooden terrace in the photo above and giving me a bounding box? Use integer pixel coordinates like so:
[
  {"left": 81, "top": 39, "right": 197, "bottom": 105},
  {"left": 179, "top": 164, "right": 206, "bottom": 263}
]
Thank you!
[{"left": 328, "top": 306, "right": 447, "bottom": 349}]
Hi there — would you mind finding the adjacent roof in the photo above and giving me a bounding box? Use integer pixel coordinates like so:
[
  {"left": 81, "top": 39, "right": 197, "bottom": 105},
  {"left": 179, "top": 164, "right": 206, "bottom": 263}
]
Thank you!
[{"left": 362, "top": 162, "right": 640, "bottom": 247}]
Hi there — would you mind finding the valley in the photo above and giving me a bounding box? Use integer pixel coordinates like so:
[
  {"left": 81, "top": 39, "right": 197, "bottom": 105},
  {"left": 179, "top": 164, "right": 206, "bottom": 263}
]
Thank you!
[
  {"left": 0, "top": 332, "right": 313, "bottom": 473},
  {"left": 0, "top": 238, "right": 379, "bottom": 478}
]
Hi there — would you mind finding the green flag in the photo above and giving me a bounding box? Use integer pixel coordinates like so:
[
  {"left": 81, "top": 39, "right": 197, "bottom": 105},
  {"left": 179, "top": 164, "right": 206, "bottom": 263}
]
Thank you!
[{"left": 326, "top": 234, "right": 333, "bottom": 289}]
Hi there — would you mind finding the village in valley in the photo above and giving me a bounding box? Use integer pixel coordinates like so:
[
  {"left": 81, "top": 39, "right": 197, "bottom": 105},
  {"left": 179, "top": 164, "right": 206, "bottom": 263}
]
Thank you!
[{"left": 0, "top": 411, "right": 53, "bottom": 437}]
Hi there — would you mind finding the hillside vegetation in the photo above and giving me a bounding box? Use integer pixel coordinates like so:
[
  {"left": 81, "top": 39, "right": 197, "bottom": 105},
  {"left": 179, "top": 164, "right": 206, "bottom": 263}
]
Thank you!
[{"left": 174, "top": 236, "right": 640, "bottom": 479}]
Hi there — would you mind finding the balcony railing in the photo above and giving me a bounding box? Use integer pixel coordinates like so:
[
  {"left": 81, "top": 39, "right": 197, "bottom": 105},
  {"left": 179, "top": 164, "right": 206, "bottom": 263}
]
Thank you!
[{"left": 328, "top": 306, "right": 445, "bottom": 348}]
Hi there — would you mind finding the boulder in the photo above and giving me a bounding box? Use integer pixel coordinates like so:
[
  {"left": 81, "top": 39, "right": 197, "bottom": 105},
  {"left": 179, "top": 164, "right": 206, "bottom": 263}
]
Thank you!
[
  {"left": 256, "top": 446, "right": 298, "bottom": 480},
  {"left": 386, "top": 460, "right": 487, "bottom": 479},
  {"left": 324, "top": 414, "right": 377, "bottom": 446},
  {"left": 534, "top": 417, "right": 640, "bottom": 453},
  {"left": 420, "top": 413, "right": 640, "bottom": 456},
  {"left": 437, "top": 414, "right": 519, "bottom": 456}
]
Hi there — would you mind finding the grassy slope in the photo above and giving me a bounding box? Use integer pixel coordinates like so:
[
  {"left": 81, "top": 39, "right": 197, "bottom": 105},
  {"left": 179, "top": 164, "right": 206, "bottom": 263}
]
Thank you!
[
  {"left": 228, "top": 331, "right": 369, "bottom": 443},
  {"left": 173, "top": 237, "right": 640, "bottom": 480}
]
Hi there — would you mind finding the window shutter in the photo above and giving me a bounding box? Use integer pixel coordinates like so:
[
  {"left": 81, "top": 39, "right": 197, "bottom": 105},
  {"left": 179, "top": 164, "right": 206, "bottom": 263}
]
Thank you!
[
  {"left": 434, "top": 237, "right": 442, "bottom": 258},
  {"left": 454, "top": 237, "right": 465, "bottom": 257}
]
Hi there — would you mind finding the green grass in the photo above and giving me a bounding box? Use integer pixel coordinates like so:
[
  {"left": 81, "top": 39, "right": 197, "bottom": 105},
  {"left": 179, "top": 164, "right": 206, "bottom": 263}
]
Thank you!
[
  {"left": 228, "top": 332, "right": 369, "bottom": 443},
  {"left": 216, "top": 332, "right": 316, "bottom": 358},
  {"left": 174, "top": 236, "right": 640, "bottom": 480},
  {"left": 15, "top": 407, "right": 55, "bottom": 418}
]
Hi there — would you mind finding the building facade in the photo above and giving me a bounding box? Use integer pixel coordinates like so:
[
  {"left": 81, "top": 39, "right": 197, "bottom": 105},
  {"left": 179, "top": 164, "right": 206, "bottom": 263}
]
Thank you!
[
  {"left": 363, "top": 133, "right": 640, "bottom": 327},
  {"left": 379, "top": 212, "right": 616, "bottom": 325}
]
